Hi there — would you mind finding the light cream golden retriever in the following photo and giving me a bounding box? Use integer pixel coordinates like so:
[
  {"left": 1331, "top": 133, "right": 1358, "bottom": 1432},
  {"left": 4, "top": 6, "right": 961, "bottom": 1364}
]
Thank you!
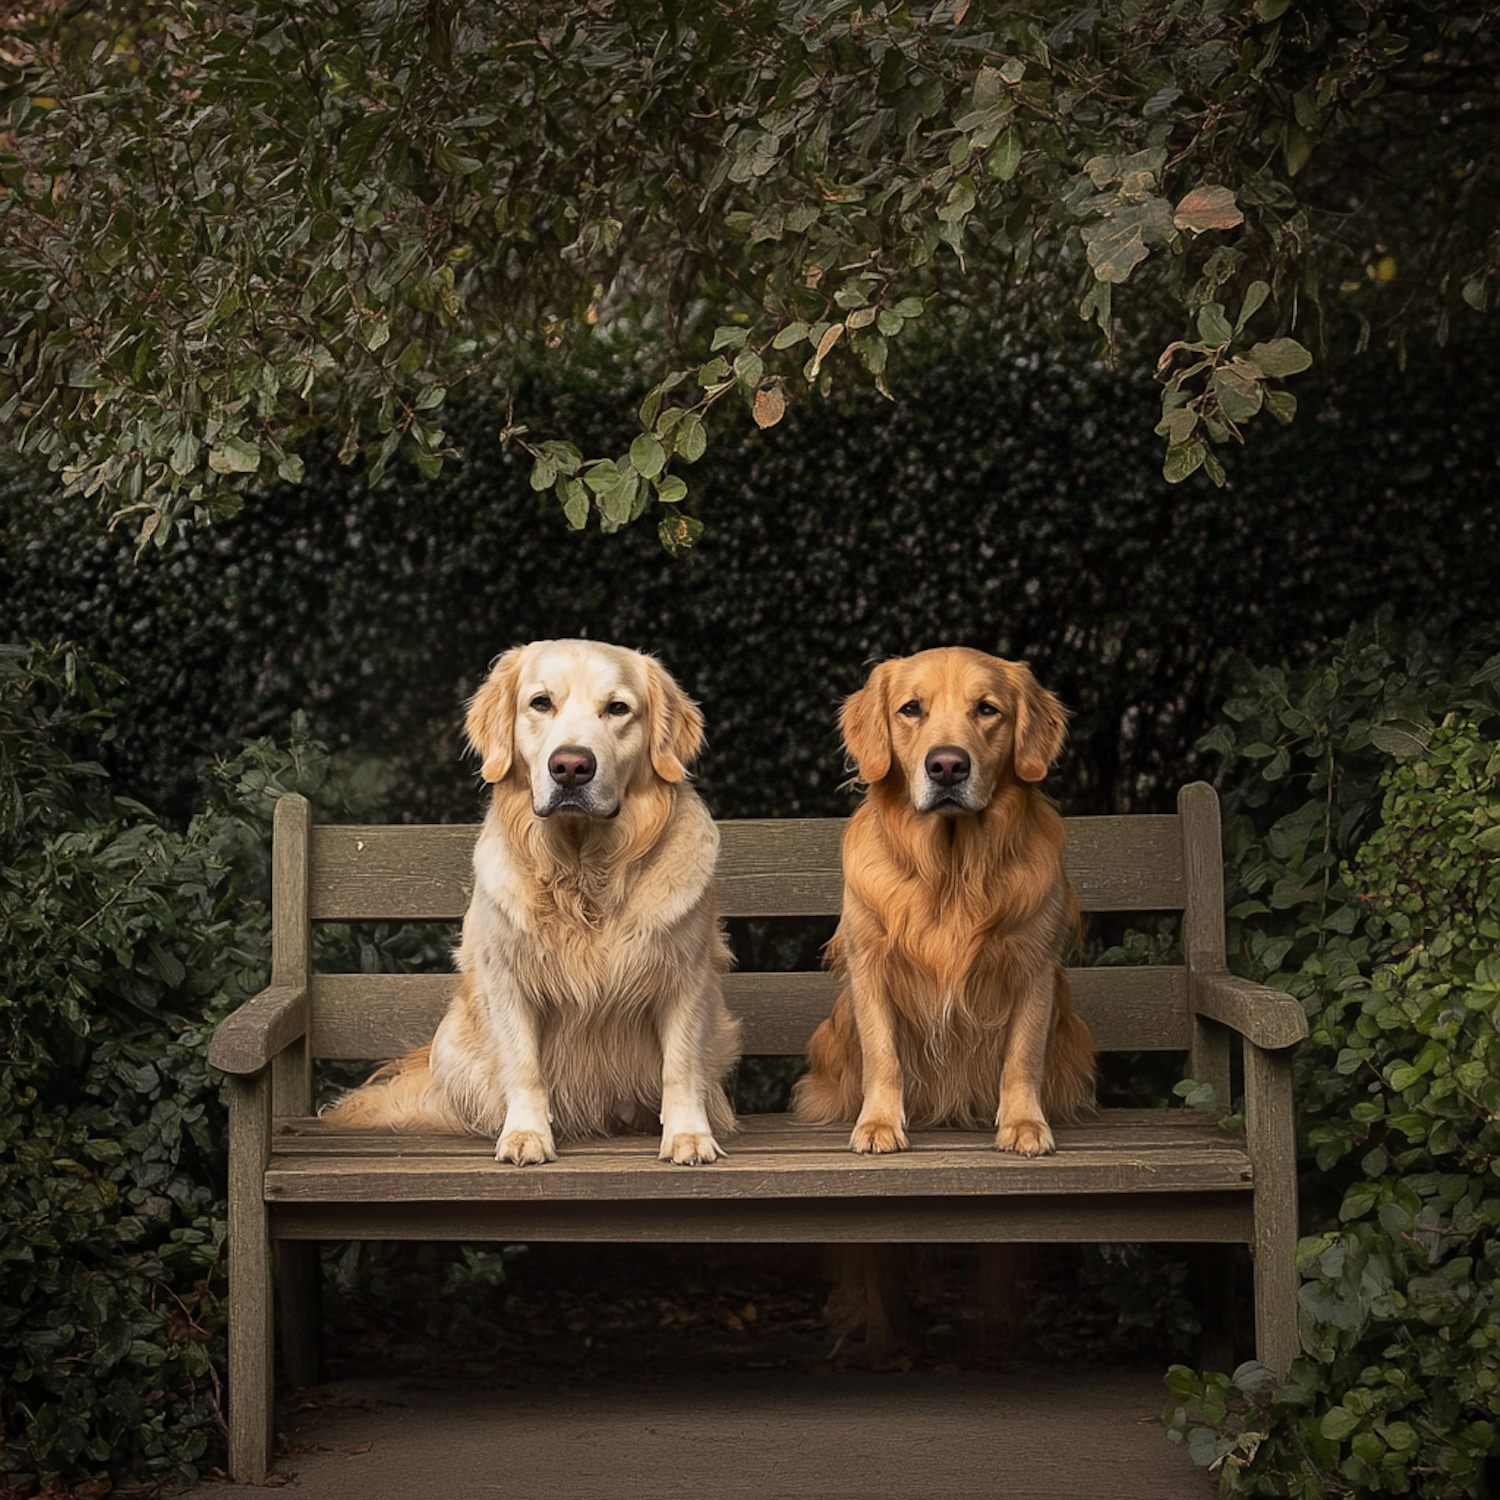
[
  {"left": 323, "top": 640, "right": 740, "bottom": 1166},
  {"left": 793, "top": 647, "right": 1094, "bottom": 1157}
]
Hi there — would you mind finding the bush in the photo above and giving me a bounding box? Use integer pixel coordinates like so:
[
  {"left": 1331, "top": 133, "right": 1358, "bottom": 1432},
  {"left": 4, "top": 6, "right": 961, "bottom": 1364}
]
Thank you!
[
  {"left": 1165, "top": 632, "right": 1500, "bottom": 1496},
  {"left": 0, "top": 646, "right": 337, "bottom": 1490}
]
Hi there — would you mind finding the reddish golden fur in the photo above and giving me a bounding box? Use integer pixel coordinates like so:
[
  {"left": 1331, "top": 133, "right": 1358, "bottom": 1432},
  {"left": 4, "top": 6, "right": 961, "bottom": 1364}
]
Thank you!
[
  {"left": 793, "top": 648, "right": 1095, "bottom": 1156},
  {"left": 321, "top": 640, "right": 740, "bottom": 1166}
]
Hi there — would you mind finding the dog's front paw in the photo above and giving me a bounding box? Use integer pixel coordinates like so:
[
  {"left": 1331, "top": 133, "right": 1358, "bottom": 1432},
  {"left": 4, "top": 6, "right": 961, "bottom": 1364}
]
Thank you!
[
  {"left": 995, "top": 1118, "right": 1055, "bottom": 1157},
  {"left": 661, "top": 1131, "right": 722, "bottom": 1165},
  {"left": 496, "top": 1129, "right": 557, "bottom": 1166},
  {"left": 850, "top": 1119, "right": 908, "bottom": 1154}
]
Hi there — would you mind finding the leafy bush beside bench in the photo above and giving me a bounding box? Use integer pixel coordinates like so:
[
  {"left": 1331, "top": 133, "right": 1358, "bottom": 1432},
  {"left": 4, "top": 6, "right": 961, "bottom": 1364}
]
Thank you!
[
  {"left": 1167, "top": 630, "right": 1500, "bottom": 1497},
  {"left": 0, "top": 647, "right": 310, "bottom": 1489}
]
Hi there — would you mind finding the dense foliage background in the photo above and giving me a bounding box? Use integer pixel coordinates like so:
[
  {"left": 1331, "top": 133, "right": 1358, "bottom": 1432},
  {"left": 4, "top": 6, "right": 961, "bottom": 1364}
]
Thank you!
[
  {"left": 2, "top": 331, "right": 1499, "bottom": 1492},
  {"left": 4, "top": 330, "right": 1498, "bottom": 827}
]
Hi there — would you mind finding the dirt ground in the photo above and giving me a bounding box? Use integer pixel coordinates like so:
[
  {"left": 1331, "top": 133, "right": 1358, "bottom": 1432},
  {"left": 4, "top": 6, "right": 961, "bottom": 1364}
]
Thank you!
[{"left": 176, "top": 1241, "right": 1219, "bottom": 1497}]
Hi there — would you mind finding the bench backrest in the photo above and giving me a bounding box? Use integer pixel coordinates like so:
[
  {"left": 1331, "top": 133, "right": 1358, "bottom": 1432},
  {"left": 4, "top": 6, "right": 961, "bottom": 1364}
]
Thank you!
[{"left": 276, "top": 784, "right": 1227, "bottom": 1065}]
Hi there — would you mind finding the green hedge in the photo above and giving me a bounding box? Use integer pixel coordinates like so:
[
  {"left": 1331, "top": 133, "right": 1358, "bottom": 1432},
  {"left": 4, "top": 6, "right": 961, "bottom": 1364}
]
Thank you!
[
  {"left": 1166, "top": 628, "right": 1500, "bottom": 1496},
  {"left": 3, "top": 335, "right": 1498, "bottom": 825}
]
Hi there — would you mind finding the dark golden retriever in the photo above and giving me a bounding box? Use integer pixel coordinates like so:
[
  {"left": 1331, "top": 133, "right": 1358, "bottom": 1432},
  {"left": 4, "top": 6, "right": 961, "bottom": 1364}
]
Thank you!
[{"left": 793, "top": 647, "right": 1094, "bottom": 1156}]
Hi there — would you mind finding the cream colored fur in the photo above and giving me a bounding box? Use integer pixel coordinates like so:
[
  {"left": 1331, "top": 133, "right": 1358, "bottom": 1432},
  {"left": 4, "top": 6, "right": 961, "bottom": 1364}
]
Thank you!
[{"left": 321, "top": 640, "right": 740, "bottom": 1166}]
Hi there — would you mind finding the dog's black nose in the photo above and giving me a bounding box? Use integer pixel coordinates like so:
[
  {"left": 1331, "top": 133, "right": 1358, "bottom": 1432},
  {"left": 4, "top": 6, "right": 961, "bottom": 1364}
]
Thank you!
[
  {"left": 548, "top": 745, "right": 597, "bottom": 787},
  {"left": 925, "top": 745, "right": 971, "bottom": 787}
]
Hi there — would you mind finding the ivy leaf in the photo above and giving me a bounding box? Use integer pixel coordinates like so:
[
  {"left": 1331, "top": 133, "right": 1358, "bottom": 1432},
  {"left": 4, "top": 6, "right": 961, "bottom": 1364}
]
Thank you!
[{"left": 1321, "top": 1408, "right": 1361, "bottom": 1442}]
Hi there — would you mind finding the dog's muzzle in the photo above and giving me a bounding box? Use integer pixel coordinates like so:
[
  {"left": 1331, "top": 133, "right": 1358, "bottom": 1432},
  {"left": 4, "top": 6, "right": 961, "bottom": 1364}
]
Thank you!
[
  {"left": 915, "top": 743, "right": 983, "bottom": 813},
  {"left": 535, "top": 743, "right": 619, "bottom": 818}
]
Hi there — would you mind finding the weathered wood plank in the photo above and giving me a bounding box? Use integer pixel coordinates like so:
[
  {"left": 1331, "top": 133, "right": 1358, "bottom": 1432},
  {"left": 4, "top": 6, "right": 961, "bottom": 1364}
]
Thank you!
[
  {"left": 1181, "top": 783, "right": 1232, "bottom": 1106},
  {"left": 227, "top": 1073, "right": 274, "bottom": 1482},
  {"left": 716, "top": 819, "right": 847, "bottom": 916},
  {"left": 306, "top": 966, "right": 1191, "bottom": 1060},
  {"left": 1246, "top": 1043, "right": 1301, "bottom": 1376},
  {"left": 306, "top": 813, "right": 1187, "bottom": 923},
  {"left": 263, "top": 1115, "right": 1253, "bottom": 1203},
  {"left": 270, "top": 1191, "right": 1255, "bottom": 1245},
  {"left": 274, "top": 1108, "right": 1231, "bottom": 1153}
]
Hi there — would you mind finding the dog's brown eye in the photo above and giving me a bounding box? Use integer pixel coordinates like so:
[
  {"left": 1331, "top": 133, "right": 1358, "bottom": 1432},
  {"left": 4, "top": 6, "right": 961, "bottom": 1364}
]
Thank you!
[
  {"left": 606, "top": 700, "right": 631, "bottom": 717},
  {"left": 897, "top": 700, "right": 922, "bottom": 718},
  {"left": 976, "top": 702, "right": 1002, "bottom": 718},
  {"left": 529, "top": 695, "right": 553, "bottom": 713}
]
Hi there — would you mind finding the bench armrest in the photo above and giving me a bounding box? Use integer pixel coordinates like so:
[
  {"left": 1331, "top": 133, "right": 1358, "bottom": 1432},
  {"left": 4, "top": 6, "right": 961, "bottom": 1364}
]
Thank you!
[
  {"left": 208, "top": 982, "right": 309, "bottom": 1075},
  {"left": 1192, "top": 972, "right": 1308, "bottom": 1051}
]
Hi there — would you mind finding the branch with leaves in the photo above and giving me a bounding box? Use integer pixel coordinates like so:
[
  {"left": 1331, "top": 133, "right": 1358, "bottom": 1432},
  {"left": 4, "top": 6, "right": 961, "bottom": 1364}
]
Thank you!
[{"left": 1, "top": 2, "right": 1495, "bottom": 552}]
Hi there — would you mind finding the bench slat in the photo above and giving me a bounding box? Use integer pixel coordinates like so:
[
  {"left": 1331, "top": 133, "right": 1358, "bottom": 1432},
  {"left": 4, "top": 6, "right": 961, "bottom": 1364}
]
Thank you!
[
  {"left": 269, "top": 1191, "right": 1255, "bottom": 1244},
  {"left": 307, "top": 966, "right": 1188, "bottom": 1060},
  {"left": 308, "top": 814, "right": 1186, "bottom": 922},
  {"left": 264, "top": 1110, "right": 1250, "bottom": 1204}
]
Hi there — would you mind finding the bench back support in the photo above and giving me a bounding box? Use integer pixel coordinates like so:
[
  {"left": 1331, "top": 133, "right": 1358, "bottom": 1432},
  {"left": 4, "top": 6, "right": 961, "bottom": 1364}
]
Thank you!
[{"left": 269, "top": 785, "right": 1229, "bottom": 1089}]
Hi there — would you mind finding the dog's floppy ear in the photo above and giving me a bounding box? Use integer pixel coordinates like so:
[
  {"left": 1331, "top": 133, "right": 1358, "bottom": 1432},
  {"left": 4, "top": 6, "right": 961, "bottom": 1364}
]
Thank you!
[
  {"left": 644, "top": 656, "right": 705, "bottom": 784},
  {"left": 841, "top": 661, "right": 893, "bottom": 784},
  {"left": 1010, "top": 663, "right": 1068, "bottom": 783},
  {"left": 465, "top": 648, "right": 524, "bottom": 783}
]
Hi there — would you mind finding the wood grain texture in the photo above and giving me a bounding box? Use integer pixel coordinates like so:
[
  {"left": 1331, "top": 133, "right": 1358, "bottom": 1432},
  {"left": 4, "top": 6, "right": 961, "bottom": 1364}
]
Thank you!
[
  {"left": 208, "top": 983, "right": 309, "bottom": 1076},
  {"left": 1246, "top": 1044, "right": 1301, "bottom": 1376},
  {"left": 264, "top": 1110, "right": 1252, "bottom": 1205},
  {"left": 302, "top": 813, "right": 1187, "bottom": 922},
  {"left": 1194, "top": 973, "right": 1309, "bottom": 1050},
  {"left": 1180, "top": 782, "right": 1233, "bottom": 1107},
  {"left": 227, "top": 1073, "right": 274, "bottom": 1482},
  {"left": 306, "top": 966, "right": 1192, "bottom": 1061},
  {"left": 270, "top": 1192, "right": 1255, "bottom": 1245},
  {"left": 272, "top": 795, "right": 311, "bottom": 987}
]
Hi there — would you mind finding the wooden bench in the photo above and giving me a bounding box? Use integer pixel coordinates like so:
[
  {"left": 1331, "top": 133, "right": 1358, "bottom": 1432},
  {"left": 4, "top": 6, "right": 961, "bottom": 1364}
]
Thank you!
[{"left": 208, "top": 782, "right": 1307, "bottom": 1481}]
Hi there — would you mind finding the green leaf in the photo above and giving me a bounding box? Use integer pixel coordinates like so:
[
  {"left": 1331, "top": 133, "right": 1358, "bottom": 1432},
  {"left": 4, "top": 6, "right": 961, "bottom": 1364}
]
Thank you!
[
  {"left": 1163, "top": 439, "right": 1206, "bottom": 483},
  {"left": 989, "top": 129, "right": 1023, "bottom": 181},
  {"left": 560, "top": 477, "right": 589, "bottom": 530},
  {"left": 656, "top": 474, "right": 688, "bottom": 504},
  {"left": 1368, "top": 721, "right": 1430, "bottom": 757},
  {"left": 207, "top": 437, "right": 260, "bottom": 474},
  {"left": 1264, "top": 388, "right": 1298, "bottom": 425},
  {"left": 1235, "top": 281, "right": 1271, "bottom": 334},
  {"left": 1213, "top": 367, "right": 1264, "bottom": 422},
  {"left": 629, "top": 433, "right": 666, "bottom": 480},
  {"left": 676, "top": 412, "right": 707, "bottom": 463},
  {"left": 599, "top": 471, "right": 639, "bottom": 526},
  {"left": 711, "top": 325, "right": 749, "bottom": 351},
  {"left": 169, "top": 429, "right": 199, "bottom": 477},
  {"left": 772, "top": 322, "right": 810, "bottom": 350},
  {"left": 1197, "top": 303, "right": 1233, "bottom": 345},
  {"left": 1321, "top": 1408, "right": 1361, "bottom": 1442},
  {"left": 1082, "top": 196, "right": 1175, "bottom": 284},
  {"left": 734, "top": 349, "right": 765, "bottom": 389},
  {"left": 1249, "top": 338, "right": 1313, "bottom": 377}
]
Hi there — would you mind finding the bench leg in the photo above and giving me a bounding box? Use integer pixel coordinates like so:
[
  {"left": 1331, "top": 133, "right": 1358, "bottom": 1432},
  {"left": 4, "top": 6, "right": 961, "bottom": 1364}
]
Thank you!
[
  {"left": 1245, "top": 1043, "right": 1300, "bottom": 1376},
  {"left": 278, "top": 1241, "right": 324, "bottom": 1388},
  {"left": 228, "top": 1072, "right": 275, "bottom": 1481}
]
